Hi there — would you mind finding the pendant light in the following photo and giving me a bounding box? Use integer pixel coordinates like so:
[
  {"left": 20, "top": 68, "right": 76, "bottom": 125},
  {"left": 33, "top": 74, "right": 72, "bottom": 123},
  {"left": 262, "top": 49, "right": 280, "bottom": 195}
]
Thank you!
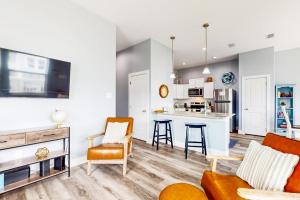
[
  {"left": 170, "top": 36, "right": 176, "bottom": 79},
  {"left": 202, "top": 23, "right": 211, "bottom": 75}
]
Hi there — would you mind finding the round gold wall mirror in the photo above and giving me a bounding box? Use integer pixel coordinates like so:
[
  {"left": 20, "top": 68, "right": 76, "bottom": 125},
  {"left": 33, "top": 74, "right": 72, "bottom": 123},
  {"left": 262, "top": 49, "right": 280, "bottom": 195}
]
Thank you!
[{"left": 159, "top": 84, "right": 169, "bottom": 98}]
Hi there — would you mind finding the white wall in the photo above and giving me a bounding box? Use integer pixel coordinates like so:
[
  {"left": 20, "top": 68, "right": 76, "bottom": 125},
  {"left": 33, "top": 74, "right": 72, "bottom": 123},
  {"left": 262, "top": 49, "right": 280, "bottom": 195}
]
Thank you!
[
  {"left": 275, "top": 47, "right": 300, "bottom": 125},
  {"left": 0, "top": 0, "right": 116, "bottom": 165},
  {"left": 150, "top": 40, "right": 173, "bottom": 112}
]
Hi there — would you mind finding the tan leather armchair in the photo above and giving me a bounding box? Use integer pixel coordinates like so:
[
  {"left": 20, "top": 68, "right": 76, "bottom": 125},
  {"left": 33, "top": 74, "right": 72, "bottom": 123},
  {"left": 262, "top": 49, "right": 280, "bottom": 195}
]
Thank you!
[{"left": 87, "top": 117, "right": 134, "bottom": 176}]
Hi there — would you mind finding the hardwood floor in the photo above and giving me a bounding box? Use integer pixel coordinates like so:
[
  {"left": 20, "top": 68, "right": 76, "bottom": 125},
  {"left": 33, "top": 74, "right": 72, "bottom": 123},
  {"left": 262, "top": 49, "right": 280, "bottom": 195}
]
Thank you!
[{"left": 0, "top": 134, "right": 263, "bottom": 200}]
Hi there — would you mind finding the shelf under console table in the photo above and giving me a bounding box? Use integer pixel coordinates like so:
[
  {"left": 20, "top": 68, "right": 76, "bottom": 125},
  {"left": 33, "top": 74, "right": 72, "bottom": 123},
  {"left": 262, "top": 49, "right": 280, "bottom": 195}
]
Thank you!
[{"left": 0, "top": 126, "right": 70, "bottom": 195}]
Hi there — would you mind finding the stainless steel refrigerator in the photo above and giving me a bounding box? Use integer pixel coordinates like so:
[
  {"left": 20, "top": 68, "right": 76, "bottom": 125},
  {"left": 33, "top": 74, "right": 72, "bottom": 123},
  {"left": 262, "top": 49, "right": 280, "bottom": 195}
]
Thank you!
[{"left": 214, "top": 89, "right": 236, "bottom": 132}]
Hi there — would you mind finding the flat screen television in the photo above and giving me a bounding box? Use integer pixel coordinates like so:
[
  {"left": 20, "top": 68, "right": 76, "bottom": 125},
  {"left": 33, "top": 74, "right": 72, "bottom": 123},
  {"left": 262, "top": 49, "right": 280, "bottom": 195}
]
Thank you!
[{"left": 0, "top": 48, "right": 71, "bottom": 98}]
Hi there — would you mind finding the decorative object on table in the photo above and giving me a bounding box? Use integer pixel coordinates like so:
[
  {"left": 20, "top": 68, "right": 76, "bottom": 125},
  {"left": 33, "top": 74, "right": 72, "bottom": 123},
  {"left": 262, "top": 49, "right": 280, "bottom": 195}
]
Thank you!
[
  {"left": 153, "top": 109, "right": 165, "bottom": 113},
  {"left": 54, "top": 156, "right": 66, "bottom": 171},
  {"left": 0, "top": 174, "right": 4, "bottom": 191},
  {"left": 221, "top": 72, "right": 235, "bottom": 85},
  {"left": 35, "top": 147, "right": 50, "bottom": 160},
  {"left": 4, "top": 166, "right": 30, "bottom": 186},
  {"left": 202, "top": 23, "right": 210, "bottom": 75},
  {"left": 40, "top": 160, "right": 50, "bottom": 177},
  {"left": 275, "top": 84, "right": 295, "bottom": 134},
  {"left": 159, "top": 84, "right": 169, "bottom": 98},
  {"left": 206, "top": 77, "right": 213, "bottom": 82},
  {"left": 169, "top": 36, "right": 176, "bottom": 79},
  {"left": 51, "top": 109, "right": 67, "bottom": 128}
]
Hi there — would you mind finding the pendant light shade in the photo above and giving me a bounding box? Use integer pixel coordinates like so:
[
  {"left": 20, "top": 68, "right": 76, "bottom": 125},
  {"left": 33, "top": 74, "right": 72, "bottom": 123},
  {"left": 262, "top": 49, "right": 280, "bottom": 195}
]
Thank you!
[
  {"left": 202, "top": 67, "right": 210, "bottom": 74},
  {"left": 202, "top": 23, "right": 211, "bottom": 75},
  {"left": 170, "top": 73, "right": 176, "bottom": 79},
  {"left": 170, "top": 36, "right": 176, "bottom": 79}
]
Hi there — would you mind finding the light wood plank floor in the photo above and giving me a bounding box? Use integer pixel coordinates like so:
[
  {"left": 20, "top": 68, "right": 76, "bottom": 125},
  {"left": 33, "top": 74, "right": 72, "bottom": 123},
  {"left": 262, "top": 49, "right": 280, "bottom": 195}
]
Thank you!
[{"left": 0, "top": 134, "right": 263, "bottom": 200}]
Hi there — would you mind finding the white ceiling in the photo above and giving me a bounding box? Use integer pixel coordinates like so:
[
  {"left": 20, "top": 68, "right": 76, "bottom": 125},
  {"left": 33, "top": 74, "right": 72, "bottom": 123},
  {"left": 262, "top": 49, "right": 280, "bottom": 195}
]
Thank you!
[{"left": 70, "top": 0, "right": 300, "bottom": 69}]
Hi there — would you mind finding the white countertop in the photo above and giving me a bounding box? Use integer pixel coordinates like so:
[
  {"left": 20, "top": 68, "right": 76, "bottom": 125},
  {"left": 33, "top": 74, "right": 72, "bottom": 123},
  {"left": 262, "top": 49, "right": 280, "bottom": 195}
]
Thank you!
[{"left": 156, "top": 111, "right": 235, "bottom": 119}]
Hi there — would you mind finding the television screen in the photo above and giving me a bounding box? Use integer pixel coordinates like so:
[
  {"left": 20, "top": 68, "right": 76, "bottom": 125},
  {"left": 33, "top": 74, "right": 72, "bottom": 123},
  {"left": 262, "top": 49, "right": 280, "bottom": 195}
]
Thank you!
[{"left": 0, "top": 48, "right": 71, "bottom": 98}]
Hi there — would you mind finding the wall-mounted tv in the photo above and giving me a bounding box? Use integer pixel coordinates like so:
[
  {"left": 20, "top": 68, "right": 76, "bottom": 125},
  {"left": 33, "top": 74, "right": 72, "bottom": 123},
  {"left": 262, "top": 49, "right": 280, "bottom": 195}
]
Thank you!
[{"left": 0, "top": 48, "right": 71, "bottom": 98}]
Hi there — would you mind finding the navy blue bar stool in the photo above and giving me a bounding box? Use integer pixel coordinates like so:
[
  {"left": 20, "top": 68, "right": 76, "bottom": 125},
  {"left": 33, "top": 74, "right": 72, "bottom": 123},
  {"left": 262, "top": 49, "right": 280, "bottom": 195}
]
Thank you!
[
  {"left": 185, "top": 123, "right": 207, "bottom": 159},
  {"left": 152, "top": 119, "right": 173, "bottom": 150}
]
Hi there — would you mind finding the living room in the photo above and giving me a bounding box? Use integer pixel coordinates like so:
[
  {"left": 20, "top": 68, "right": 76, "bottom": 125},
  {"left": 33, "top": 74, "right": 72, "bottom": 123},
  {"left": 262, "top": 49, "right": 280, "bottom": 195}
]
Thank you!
[{"left": 0, "top": 0, "right": 300, "bottom": 200}]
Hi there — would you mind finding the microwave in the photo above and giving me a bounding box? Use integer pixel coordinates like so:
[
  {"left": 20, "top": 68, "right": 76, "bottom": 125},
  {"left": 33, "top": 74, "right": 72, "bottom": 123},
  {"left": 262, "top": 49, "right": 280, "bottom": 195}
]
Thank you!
[{"left": 188, "top": 88, "right": 204, "bottom": 97}]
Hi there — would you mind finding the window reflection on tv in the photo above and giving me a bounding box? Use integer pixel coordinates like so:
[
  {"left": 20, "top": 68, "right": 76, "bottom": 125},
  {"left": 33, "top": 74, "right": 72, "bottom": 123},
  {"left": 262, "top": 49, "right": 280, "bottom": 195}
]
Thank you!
[{"left": 0, "top": 48, "right": 71, "bottom": 98}]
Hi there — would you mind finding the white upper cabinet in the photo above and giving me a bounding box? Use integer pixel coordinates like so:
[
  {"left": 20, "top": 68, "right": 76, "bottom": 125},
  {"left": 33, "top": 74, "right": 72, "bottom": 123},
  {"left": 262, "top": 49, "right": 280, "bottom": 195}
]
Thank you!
[
  {"left": 189, "top": 78, "right": 204, "bottom": 88},
  {"left": 204, "top": 82, "right": 214, "bottom": 99},
  {"left": 173, "top": 84, "right": 189, "bottom": 99}
]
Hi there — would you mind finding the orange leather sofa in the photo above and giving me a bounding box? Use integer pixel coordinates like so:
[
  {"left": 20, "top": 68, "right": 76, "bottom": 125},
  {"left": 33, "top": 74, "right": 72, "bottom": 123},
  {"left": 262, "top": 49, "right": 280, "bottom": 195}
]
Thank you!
[
  {"left": 201, "top": 133, "right": 300, "bottom": 200},
  {"left": 87, "top": 117, "right": 134, "bottom": 176}
]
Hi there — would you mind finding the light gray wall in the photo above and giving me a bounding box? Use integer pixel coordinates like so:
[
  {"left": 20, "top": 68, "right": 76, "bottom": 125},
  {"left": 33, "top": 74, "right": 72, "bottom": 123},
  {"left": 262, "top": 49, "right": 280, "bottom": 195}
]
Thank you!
[
  {"left": 116, "top": 39, "right": 151, "bottom": 117},
  {"left": 238, "top": 47, "right": 275, "bottom": 132},
  {"left": 177, "top": 59, "right": 239, "bottom": 90},
  {"left": 177, "top": 59, "right": 239, "bottom": 127},
  {"left": 275, "top": 47, "right": 300, "bottom": 125}
]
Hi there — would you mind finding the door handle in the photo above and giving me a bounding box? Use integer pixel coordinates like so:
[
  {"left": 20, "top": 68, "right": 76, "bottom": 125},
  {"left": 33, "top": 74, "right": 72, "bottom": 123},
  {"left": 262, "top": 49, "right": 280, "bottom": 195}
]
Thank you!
[
  {"left": 244, "top": 108, "right": 249, "bottom": 111},
  {"left": 142, "top": 110, "right": 147, "bottom": 113}
]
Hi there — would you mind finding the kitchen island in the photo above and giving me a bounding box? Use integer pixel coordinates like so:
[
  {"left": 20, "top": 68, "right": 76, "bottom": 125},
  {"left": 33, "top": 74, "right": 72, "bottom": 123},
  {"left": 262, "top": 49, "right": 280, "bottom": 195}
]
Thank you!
[{"left": 154, "top": 111, "right": 234, "bottom": 156}]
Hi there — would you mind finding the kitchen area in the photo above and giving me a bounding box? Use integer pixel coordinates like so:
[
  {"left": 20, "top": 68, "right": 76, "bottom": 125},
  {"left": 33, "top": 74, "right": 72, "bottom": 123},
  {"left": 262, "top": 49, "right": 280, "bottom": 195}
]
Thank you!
[{"left": 155, "top": 70, "right": 238, "bottom": 156}]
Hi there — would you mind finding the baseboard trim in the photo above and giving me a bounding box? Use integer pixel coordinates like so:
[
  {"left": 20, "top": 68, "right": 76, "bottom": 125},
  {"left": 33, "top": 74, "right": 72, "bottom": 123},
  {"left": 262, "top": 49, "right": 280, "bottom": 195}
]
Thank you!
[
  {"left": 71, "top": 156, "right": 87, "bottom": 167},
  {"left": 238, "top": 129, "right": 245, "bottom": 135}
]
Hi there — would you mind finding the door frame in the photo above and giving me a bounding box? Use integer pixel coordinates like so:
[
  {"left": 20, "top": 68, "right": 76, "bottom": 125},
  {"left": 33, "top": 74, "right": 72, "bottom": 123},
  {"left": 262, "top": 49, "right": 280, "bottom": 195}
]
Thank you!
[
  {"left": 128, "top": 70, "right": 150, "bottom": 141},
  {"left": 241, "top": 74, "right": 271, "bottom": 135}
]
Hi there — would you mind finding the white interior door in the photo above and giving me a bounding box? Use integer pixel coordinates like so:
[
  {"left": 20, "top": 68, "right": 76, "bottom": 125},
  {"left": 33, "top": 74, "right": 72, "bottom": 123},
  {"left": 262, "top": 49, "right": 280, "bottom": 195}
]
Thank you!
[
  {"left": 242, "top": 75, "right": 269, "bottom": 136},
  {"left": 129, "top": 71, "right": 149, "bottom": 141}
]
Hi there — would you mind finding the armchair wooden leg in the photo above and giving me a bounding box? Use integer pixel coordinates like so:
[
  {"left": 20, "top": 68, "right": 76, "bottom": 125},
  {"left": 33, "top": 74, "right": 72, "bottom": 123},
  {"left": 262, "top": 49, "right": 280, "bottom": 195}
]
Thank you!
[
  {"left": 87, "top": 161, "right": 91, "bottom": 175},
  {"left": 123, "top": 160, "right": 127, "bottom": 176}
]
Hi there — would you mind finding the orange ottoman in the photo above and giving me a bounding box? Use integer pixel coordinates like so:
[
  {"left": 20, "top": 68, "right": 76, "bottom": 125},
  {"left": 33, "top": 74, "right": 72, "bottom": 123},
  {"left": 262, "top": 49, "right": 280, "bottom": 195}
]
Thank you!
[{"left": 159, "top": 183, "right": 208, "bottom": 200}]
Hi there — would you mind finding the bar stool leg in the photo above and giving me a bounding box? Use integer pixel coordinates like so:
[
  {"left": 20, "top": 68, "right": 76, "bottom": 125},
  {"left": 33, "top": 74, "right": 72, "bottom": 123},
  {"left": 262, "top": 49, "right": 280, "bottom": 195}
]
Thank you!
[
  {"left": 157, "top": 123, "right": 160, "bottom": 150},
  {"left": 152, "top": 122, "right": 157, "bottom": 147},
  {"left": 168, "top": 122, "right": 173, "bottom": 149},
  {"left": 165, "top": 123, "right": 168, "bottom": 144},
  {"left": 201, "top": 127, "right": 207, "bottom": 156},
  {"left": 185, "top": 126, "right": 189, "bottom": 159}
]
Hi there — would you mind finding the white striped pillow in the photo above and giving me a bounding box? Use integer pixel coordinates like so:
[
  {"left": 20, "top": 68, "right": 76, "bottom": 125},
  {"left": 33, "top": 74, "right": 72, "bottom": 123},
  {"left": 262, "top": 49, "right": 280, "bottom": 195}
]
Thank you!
[{"left": 236, "top": 140, "right": 299, "bottom": 191}]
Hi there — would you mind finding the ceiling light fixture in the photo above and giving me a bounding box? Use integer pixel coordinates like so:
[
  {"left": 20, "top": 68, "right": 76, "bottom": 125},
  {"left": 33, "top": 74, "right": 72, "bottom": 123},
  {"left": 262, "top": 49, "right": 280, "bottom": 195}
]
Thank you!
[
  {"left": 202, "top": 47, "right": 206, "bottom": 51},
  {"left": 182, "top": 62, "right": 186, "bottom": 66},
  {"left": 213, "top": 56, "right": 217, "bottom": 59},
  {"left": 202, "top": 23, "right": 210, "bottom": 75},
  {"left": 170, "top": 36, "right": 176, "bottom": 79}
]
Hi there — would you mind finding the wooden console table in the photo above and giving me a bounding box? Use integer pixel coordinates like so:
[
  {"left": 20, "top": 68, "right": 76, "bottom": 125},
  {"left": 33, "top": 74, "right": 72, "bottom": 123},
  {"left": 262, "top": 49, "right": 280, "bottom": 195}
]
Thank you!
[{"left": 0, "top": 126, "right": 70, "bottom": 194}]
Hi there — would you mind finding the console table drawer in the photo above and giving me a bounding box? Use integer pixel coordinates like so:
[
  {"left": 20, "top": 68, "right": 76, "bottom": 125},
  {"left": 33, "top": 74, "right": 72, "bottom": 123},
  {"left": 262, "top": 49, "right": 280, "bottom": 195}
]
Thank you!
[
  {"left": 0, "top": 133, "right": 26, "bottom": 149},
  {"left": 26, "top": 128, "right": 68, "bottom": 144}
]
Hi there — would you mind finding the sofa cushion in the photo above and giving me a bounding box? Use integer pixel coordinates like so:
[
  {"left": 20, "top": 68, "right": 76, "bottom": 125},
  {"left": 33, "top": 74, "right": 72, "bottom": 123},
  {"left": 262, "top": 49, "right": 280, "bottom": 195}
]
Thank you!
[
  {"left": 102, "top": 122, "right": 128, "bottom": 143},
  {"left": 236, "top": 140, "right": 299, "bottom": 191},
  {"left": 263, "top": 133, "right": 300, "bottom": 192},
  {"left": 201, "top": 171, "right": 252, "bottom": 200}
]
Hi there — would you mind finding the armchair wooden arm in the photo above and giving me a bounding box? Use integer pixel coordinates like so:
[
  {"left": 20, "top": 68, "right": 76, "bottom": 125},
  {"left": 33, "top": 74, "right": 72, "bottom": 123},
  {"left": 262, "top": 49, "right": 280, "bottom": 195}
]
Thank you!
[
  {"left": 238, "top": 188, "right": 300, "bottom": 200},
  {"left": 87, "top": 132, "right": 105, "bottom": 148},
  {"left": 206, "top": 155, "right": 244, "bottom": 172}
]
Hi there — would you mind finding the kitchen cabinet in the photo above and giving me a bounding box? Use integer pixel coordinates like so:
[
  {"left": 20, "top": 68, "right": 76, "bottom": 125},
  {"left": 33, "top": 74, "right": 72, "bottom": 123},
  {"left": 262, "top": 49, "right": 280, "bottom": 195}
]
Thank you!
[
  {"left": 204, "top": 82, "right": 214, "bottom": 99},
  {"left": 189, "top": 78, "right": 204, "bottom": 88},
  {"left": 173, "top": 84, "right": 189, "bottom": 99}
]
